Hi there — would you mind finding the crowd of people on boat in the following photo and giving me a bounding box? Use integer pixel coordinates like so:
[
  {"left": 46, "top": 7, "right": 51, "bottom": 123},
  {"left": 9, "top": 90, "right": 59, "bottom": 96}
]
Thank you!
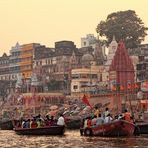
[
  {"left": 82, "top": 107, "right": 134, "bottom": 129},
  {"left": 17, "top": 114, "right": 66, "bottom": 129},
  {"left": 16, "top": 105, "right": 134, "bottom": 130}
]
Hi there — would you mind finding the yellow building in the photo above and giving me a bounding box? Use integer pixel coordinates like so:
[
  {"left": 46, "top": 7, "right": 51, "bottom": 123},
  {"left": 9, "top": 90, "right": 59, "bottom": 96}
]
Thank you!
[{"left": 19, "top": 43, "right": 40, "bottom": 79}]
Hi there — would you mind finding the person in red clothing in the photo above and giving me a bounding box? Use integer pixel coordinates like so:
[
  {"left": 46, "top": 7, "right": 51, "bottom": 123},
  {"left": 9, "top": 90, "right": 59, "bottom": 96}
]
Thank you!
[
  {"left": 87, "top": 117, "right": 92, "bottom": 128},
  {"left": 48, "top": 116, "right": 56, "bottom": 126},
  {"left": 123, "top": 109, "right": 132, "bottom": 122},
  {"left": 30, "top": 119, "right": 37, "bottom": 128}
]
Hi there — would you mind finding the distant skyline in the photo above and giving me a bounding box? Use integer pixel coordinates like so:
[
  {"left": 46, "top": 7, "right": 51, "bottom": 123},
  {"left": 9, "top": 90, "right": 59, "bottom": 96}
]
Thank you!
[{"left": 0, "top": 0, "right": 148, "bottom": 56}]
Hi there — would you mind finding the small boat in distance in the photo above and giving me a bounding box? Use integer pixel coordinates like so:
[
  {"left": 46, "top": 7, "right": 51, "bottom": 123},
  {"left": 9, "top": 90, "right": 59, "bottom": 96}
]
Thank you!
[
  {"left": 14, "top": 125, "right": 65, "bottom": 135},
  {"left": 0, "top": 119, "right": 13, "bottom": 130},
  {"left": 80, "top": 120, "right": 135, "bottom": 137}
]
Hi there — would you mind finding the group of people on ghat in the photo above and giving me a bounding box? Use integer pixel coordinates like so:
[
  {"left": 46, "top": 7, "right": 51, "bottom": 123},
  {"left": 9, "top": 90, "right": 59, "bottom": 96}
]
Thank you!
[
  {"left": 17, "top": 114, "right": 66, "bottom": 129},
  {"left": 82, "top": 107, "right": 134, "bottom": 129}
]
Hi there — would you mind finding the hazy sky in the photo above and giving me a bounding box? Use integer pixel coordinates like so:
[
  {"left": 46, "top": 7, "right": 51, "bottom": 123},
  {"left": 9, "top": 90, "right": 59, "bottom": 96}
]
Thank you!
[{"left": 0, "top": 0, "right": 148, "bottom": 56}]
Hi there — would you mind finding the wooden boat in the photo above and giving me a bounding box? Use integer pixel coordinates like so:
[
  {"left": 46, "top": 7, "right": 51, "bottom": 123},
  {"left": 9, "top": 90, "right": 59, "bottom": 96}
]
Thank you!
[
  {"left": 80, "top": 120, "right": 135, "bottom": 137},
  {"left": 0, "top": 119, "right": 13, "bottom": 130},
  {"left": 134, "top": 122, "right": 148, "bottom": 135},
  {"left": 14, "top": 125, "right": 65, "bottom": 135}
]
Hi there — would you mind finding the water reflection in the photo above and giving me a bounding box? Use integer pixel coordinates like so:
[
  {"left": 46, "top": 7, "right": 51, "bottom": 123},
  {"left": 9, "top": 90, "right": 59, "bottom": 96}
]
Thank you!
[{"left": 0, "top": 130, "right": 148, "bottom": 148}]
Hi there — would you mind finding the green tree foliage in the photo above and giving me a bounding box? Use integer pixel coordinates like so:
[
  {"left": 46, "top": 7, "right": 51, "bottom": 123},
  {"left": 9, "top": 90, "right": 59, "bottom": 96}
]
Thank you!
[{"left": 96, "top": 10, "right": 148, "bottom": 48}]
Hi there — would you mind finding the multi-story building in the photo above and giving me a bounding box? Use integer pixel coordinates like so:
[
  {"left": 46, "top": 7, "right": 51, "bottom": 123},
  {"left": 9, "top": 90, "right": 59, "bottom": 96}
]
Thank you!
[
  {"left": 81, "top": 34, "right": 97, "bottom": 48},
  {"left": 137, "top": 55, "right": 148, "bottom": 82},
  {"left": 34, "top": 41, "right": 82, "bottom": 94},
  {"left": 9, "top": 42, "right": 42, "bottom": 80},
  {"left": 20, "top": 43, "right": 41, "bottom": 79},
  {"left": 0, "top": 53, "right": 10, "bottom": 80},
  {"left": 9, "top": 42, "right": 21, "bottom": 80},
  {"left": 71, "top": 66, "right": 100, "bottom": 97},
  {"left": 0, "top": 53, "right": 12, "bottom": 97},
  {"left": 128, "top": 44, "right": 148, "bottom": 56},
  {"left": 0, "top": 43, "right": 42, "bottom": 95}
]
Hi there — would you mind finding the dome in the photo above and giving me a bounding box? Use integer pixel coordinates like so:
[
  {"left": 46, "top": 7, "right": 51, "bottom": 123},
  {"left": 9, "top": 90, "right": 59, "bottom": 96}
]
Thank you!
[{"left": 82, "top": 53, "right": 94, "bottom": 62}]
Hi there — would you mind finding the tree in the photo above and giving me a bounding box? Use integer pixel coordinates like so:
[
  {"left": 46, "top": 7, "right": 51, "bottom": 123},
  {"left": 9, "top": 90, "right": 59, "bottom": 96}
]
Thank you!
[{"left": 96, "top": 10, "right": 148, "bottom": 48}]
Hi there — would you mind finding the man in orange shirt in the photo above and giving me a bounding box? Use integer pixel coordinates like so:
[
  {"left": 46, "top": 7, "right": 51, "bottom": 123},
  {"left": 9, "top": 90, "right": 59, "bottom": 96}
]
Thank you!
[{"left": 124, "top": 109, "right": 132, "bottom": 122}]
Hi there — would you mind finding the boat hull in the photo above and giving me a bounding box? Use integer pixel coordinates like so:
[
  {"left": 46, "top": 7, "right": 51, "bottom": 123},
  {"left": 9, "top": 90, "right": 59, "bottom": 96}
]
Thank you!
[
  {"left": 81, "top": 120, "right": 135, "bottom": 137},
  {"left": 134, "top": 122, "right": 148, "bottom": 135},
  {"left": 0, "top": 120, "right": 13, "bottom": 130},
  {"left": 14, "top": 126, "right": 65, "bottom": 135}
]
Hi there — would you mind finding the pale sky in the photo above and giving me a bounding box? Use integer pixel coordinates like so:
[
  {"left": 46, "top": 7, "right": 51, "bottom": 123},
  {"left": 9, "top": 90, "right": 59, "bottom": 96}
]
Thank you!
[{"left": 0, "top": 0, "right": 148, "bottom": 56}]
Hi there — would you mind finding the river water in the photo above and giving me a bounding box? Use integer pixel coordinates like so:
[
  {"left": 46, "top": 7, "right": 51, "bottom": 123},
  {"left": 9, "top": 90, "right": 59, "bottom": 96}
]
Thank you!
[{"left": 0, "top": 130, "right": 148, "bottom": 148}]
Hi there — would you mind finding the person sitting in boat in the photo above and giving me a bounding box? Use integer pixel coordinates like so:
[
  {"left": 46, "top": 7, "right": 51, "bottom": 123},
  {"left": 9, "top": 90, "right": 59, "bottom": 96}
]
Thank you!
[
  {"left": 103, "top": 107, "right": 110, "bottom": 118},
  {"left": 48, "top": 116, "right": 56, "bottom": 126},
  {"left": 44, "top": 115, "right": 50, "bottom": 126},
  {"left": 94, "top": 106, "right": 100, "bottom": 117},
  {"left": 83, "top": 117, "right": 88, "bottom": 128},
  {"left": 95, "top": 114, "right": 104, "bottom": 126},
  {"left": 46, "top": 115, "right": 50, "bottom": 121},
  {"left": 25, "top": 119, "right": 30, "bottom": 128},
  {"left": 123, "top": 109, "right": 132, "bottom": 122},
  {"left": 37, "top": 119, "right": 42, "bottom": 128},
  {"left": 57, "top": 114, "right": 66, "bottom": 126},
  {"left": 91, "top": 115, "right": 97, "bottom": 126},
  {"left": 30, "top": 119, "right": 37, "bottom": 128},
  {"left": 21, "top": 119, "right": 26, "bottom": 128},
  {"left": 118, "top": 114, "right": 124, "bottom": 120},
  {"left": 104, "top": 113, "right": 113, "bottom": 123},
  {"left": 32, "top": 114, "right": 42, "bottom": 122},
  {"left": 87, "top": 116, "right": 92, "bottom": 128}
]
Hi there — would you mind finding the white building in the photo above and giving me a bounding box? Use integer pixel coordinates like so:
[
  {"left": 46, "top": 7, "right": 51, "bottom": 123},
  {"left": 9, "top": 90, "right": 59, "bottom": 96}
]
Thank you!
[
  {"left": 81, "top": 34, "right": 97, "bottom": 48},
  {"left": 71, "top": 66, "right": 101, "bottom": 97},
  {"left": 101, "top": 36, "right": 118, "bottom": 88},
  {"left": 105, "top": 36, "right": 118, "bottom": 70}
]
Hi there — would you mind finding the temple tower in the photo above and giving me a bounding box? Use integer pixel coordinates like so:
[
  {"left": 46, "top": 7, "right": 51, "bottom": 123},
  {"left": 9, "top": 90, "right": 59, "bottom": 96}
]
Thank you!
[{"left": 109, "top": 40, "right": 135, "bottom": 89}]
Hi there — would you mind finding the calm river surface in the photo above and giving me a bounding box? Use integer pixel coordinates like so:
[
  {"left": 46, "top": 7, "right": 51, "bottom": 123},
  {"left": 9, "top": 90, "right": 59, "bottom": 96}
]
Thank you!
[{"left": 0, "top": 130, "right": 148, "bottom": 148}]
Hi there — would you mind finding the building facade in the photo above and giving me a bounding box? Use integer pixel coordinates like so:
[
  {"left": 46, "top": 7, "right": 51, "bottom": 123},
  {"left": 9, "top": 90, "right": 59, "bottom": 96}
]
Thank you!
[
  {"left": 81, "top": 34, "right": 97, "bottom": 48},
  {"left": 71, "top": 66, "right": 100, "bottom": 97},
  {"left": 0, "top": 53, "right": 10, "bottom": 80}
]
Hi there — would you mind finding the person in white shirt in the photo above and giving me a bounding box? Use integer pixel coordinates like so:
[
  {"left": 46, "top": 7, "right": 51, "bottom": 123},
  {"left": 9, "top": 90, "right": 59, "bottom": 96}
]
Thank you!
[
  {"left": 57, "top": 114, "right": 65, "bottom": 126},
  {"left": 103, "top": 107, "right": 110, "bottom": 118},
  {"left": 96, "top": 114, "right": 104, "bottom": 126},
  {"left": 104, "top": 114, "right": 113, "bottom": 123}
]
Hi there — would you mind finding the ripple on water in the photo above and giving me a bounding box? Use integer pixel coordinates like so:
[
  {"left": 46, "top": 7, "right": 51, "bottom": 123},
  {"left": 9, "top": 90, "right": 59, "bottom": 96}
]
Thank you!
[{"left": 0, "top": 130, "right": 148, "bottom": 148}]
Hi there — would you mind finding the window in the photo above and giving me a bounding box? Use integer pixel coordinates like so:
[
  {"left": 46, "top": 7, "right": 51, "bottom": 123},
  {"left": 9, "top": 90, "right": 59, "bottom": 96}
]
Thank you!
[
  {"left": 71, "top": 74, "right": 79, "bottom": 79},
  {"left": 92, "top": 74, "right": 98, "bottom": 78},
  {"left": 73, "top": 85, "right": 78, "bottom": 90},
  {"left": 83, "top": 42, "right": 86, "bottom": 46},
  {"left": 80, "top": 74, "right": 88, "bottom": 78}
]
